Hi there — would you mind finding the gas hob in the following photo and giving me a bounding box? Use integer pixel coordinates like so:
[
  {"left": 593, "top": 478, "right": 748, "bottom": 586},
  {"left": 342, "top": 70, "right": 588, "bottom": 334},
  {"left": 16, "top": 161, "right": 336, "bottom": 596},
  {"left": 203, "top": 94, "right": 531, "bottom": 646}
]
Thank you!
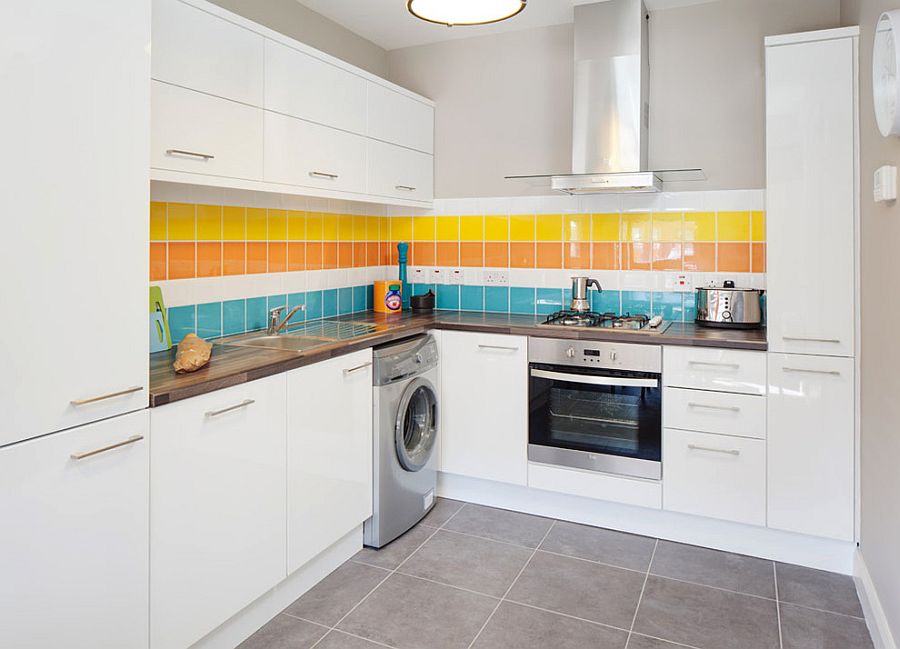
[{"left": 541, "top": 311, "right": 669, "bottom": 333}]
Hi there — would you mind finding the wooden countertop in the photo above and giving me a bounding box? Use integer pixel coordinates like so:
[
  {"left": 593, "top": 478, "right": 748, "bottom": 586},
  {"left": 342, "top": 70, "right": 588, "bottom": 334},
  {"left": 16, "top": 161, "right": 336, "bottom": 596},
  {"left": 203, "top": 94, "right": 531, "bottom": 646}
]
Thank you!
[{"left": 150, "top": 311, "right": 766, "bottom": 407}]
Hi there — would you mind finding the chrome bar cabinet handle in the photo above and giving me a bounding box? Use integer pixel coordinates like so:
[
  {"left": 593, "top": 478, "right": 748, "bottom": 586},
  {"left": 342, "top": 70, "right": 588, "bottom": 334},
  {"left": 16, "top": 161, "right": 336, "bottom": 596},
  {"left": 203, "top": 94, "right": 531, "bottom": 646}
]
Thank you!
[
  {"left": 688, "top": 444, "right": 741, "bottom": 456},
  {"left": 782, "top": 336, "right": 840, "bottom": 343},
  {"left": 395, "top": 185, "right": 416, "bottom": 191},
  {"left": 166, "top": 149, "right": 215, "bottom": 160},
  {"left": 477, "top": 344, "right": 520, "bottom": 352},
  {"left": 71, "top": 386, "right": 143, "bottom": 406},
  {"left": 70, "top": 435, "right": 144, "bottom": 460},
  {"left": 688, "top": 361, "right": 740, "bottom": 369},
  {"left": 344, "top": 362, "right": 373, "bottom": 376},
  {"left": 309, "top": 171, "right": 339, "bottom": 180},
  {"left": 687, "top": 402, "right": 741, "bottom": 412},
  {"left": 782, "top": 367, "right": 841, "bottom": 376},
  {"left": 205, "top": 399, "right": 255, "bottom": 418}
]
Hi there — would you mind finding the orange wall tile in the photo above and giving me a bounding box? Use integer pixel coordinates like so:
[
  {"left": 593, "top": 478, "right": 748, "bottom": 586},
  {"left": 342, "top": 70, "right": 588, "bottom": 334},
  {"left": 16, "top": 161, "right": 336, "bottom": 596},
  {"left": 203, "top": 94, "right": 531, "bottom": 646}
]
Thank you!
[
  {"left": 223, "top": 242, "right": 245, "bottom": 275},
  {"left": 536, "top": 242, "right": 562, "bottom": 268},
  {"left": 622, "top": 242, "right": 652, "bottom": 271},
  {"left": 484, "top": 242, "right": 508, "bottom": 267},
  {"left": 412, "top": 241, "right": 436, "bottom": 266},
  {"left": 510, "top": 242, "right": 535, "bottom": 268},
  {"left": 246, "top": 242, "right": 267, "bottom": 274},
  {"left": 436, "top": 242, "right": 459, "bottom": 266},
  {"left": 460, "top": 242, "right": 483, "bottom": 267},
  {"left": 563, "top": 242, "right": 590, "bottom": 269},
  {"left": 337, "top": 242, "right": 353, "bottom": 268},
  {"left": 322, "top": 242, "right": 338, "bottom": 269},
  {"left": 652, "top": 242, "right": 683, "bottom": 271},
  {"left": 150, "top": 242, "right": 166, "bottom": 280},
  {"left": 353, "top": 243, "right": 367, "bottom": 268},
  {"left": 717, "top": 242, "right": 750, "bottom": 272},
  {"left": 168, "top": 242, "right": 195, "bottom": 279},
  {"left": 591, "top": 243, "right": 620, "bottom": 270},
  {"left": 288, "top": 242, "right": 305, "bottom": 272},
  {"left": 197, "top": 242, "right": 222, "bottom": 277},
  {"left": 306, "top": 242, "right": 323, "bottom": 270},
  {"left": 268, "top": 242, "right": 287, "bottom": 273},
  {"left": 683, "top": 242, "right": 716, "bottom": 271},
  {"left": 751, "top": 243, "right": 766, "bottom": 273}
]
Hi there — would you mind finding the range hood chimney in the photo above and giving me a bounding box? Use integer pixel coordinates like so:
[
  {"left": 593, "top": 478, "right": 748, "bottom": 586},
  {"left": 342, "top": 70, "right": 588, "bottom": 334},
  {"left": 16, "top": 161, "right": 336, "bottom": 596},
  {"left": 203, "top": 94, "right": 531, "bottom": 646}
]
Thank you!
[{"left": 507, "top": 0, "right": 703, "bottom": 194}]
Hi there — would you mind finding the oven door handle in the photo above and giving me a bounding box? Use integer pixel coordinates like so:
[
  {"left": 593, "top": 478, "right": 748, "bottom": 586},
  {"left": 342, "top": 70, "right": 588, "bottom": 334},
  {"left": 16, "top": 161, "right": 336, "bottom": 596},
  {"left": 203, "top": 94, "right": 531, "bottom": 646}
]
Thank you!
[{"left": 530, "top": 368, "right": 659, "bottom": 388}]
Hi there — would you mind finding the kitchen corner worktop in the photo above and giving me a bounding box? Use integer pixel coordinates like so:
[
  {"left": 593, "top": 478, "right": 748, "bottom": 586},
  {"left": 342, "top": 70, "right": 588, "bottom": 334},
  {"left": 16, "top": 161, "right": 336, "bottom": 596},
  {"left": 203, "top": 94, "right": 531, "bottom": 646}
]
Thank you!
[{"left": 149, "top": 311, "right": 767, "bottom": 407}]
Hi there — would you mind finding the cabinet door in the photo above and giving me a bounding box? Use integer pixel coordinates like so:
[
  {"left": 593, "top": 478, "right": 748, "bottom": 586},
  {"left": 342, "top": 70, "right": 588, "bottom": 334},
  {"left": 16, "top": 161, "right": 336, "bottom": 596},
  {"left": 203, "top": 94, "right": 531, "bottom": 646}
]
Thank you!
[
  {"left": 151, "top": 80, "right": 264, "bottom": 181},
  {"left": 287, "top": 350, "right": 373, "bottom": 573},
  {"left": 0, "top": 412, "right": 149, "bottom": 649},
  {"left": 152, "top": 0, "right": 264, "bottom": 106},
  {"left": 441, "top": 332, "right": 528, "bottom": 485},
  {"left": 265, "top": 39, "right": 366, "bottom": 134},
  {"left": 766, "top": 37, "right": 855, "bottom": 357},
  {"left": 150, "top": 376, "right": 287, "bottom": 649},
  {"left": 264, "top": 111, "right": 367, "bottom": 194},
  {"left": 367, "top": 82, "right": 434, "bottom": 154},
  {"left": 367, "top": 140, "right": 434, "bottom": 203},
  {"left": 767, "top": 354, "right": 854, "bottom": 541},
  {"left": 0, "top": 0, "right": 149, "bottom": 446}
]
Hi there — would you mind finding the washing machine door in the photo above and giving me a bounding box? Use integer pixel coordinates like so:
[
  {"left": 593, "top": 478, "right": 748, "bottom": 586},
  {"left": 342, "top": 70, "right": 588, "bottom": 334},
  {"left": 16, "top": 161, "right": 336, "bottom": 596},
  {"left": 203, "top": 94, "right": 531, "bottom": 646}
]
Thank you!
[{"left": 395, "top": 377, "right": 438, "bottom": 472}]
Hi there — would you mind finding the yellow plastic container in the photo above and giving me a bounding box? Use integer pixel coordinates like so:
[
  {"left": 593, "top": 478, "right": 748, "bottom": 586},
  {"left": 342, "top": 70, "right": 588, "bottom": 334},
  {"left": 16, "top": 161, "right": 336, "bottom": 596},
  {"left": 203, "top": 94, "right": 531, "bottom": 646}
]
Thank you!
[{"left": 373, "top": 280, "right": 403, "bottom": 313}]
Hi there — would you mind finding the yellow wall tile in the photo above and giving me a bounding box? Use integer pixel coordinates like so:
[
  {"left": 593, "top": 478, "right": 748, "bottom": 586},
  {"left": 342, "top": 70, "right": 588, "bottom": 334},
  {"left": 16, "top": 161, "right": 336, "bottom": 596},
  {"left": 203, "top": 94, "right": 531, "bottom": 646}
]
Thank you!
[
  {"left": 413, "top": 215, "right": 436, "bottom": 241},
  {"left": 484, "top": 215, "right": 509, "bottom": 241},
  {"left": 621, "top": 213, "right": 651, "bottom": 242},
  {"left": 246, "top": 208, "right": 267, "bottom": 241},
  {"left": 564, "top": 214, "right": 590, "bottom": 242},
  {"left": 150, "top": 202, "right": 167, "bottom": 241},
  {"left": 591, "top": 213, "right": 620, "bottom": 242},
  {"left": 167, "top": 203, "right": 195, "bottom": 241},
  {"left": 536, "top": 214, "right": 563, "bottom": 241},
  {"left": 336, "top": 214, "right": 353, "bottom": 241},
  {"left": 752, "top": 211, "right": 766, "bottom": 242},
  {"left": 652, "top": 213, "right": 683, "bottom": 242},
  {"left": 322, "top": 213, "right": 339, "bottom": 241},
  {"left": 509, "top": 214, "right": 535, "bottom": 241},
  {"left": 288, "top": 210, "right": 306, "bottom": 241},
  {"left": 683, "top": 212, "right": 716, "bottom": 241},
  {"left": 352, "top": 216, "right": 367, "bottom": 241},
  {"left": 459, "top": 216, "right": 483, "bottom": 241},
  {"left": 436, "top": 216, "right": 459, "bottom": 241},
  {"left": 392, "top": 216, "right": 413, "bottom": 241},
  {"left": 196, "top": 205, "right": 222, "bottom": 241},
  {"left": 717, "top": 211, "right": 751, "bottom": 241},
  {"left": 366, "top": 216, "right": 381, "bottom": 242},
  {"left": 306, "top": 212, "right": 324, "bottom": 240},
  {"left": 222, "top": 206, "right": 245, "bottom": 241},
  {"left": 379, "top": 216, "right": 390, "bottom": 241},
  {"left": 268, "top": 209, "right": 287, "bottom": 240}
]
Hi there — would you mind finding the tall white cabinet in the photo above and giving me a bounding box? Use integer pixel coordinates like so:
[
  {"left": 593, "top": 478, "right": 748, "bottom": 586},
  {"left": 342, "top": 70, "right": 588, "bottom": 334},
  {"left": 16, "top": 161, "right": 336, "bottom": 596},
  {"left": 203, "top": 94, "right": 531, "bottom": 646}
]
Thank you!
[{"left": 765, "top": 27, "right": 859, "bottom": 542}]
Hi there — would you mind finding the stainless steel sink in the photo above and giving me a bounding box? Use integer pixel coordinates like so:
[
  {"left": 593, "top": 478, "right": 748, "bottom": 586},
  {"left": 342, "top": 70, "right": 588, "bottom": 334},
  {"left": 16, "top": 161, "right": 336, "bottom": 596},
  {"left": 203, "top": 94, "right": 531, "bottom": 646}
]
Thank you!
[{"left": 227, "top": 334, "right": 332, "bottom": 353}]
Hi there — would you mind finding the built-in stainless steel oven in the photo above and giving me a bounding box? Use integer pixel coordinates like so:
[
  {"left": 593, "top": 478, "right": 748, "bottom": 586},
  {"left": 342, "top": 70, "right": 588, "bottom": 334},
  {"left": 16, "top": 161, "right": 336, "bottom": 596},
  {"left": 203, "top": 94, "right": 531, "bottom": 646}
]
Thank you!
[{"left": 528, "top": 338, "right": 662, "bottom": 480}]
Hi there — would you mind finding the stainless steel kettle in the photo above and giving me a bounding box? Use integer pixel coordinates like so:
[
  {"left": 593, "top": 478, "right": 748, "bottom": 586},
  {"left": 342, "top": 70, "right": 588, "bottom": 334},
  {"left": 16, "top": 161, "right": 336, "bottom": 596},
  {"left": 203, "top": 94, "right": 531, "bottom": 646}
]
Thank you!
[{"left": 570, "top": 276, "right": 602, "bottom": 312}]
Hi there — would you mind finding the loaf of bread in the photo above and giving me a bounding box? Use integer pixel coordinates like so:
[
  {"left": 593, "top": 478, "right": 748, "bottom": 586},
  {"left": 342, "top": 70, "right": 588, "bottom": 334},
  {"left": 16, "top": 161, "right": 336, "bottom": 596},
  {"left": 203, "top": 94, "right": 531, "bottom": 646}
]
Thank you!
[{"left": 173, "top": 333, "right": 212, "bottom": 373}]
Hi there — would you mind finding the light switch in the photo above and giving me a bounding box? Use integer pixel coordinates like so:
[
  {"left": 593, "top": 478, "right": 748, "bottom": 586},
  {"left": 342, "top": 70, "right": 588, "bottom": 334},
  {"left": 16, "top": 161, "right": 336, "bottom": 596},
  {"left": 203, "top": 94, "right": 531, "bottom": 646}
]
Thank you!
[{"left": 874, "top": 165, "right": 897, "bottom": 203}]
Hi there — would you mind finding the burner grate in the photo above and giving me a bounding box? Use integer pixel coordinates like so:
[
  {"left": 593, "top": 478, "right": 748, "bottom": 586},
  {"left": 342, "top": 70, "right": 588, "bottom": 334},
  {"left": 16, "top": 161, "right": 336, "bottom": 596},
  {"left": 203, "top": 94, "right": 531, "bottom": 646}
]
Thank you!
[{"left": 543, "top": 310, "right": 653, "bottom": 330}]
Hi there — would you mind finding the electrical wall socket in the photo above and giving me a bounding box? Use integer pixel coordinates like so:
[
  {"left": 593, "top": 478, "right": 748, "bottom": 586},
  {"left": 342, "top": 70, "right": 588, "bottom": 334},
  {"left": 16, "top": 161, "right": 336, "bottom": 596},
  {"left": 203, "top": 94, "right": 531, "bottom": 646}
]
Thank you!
[
  {"left": 666, "top": 273, "right": 693, "bottom": 291},
  {"left": 411, "top": 268, "right": 426, "bottom": 283},
  {"left": 484, "top": 270, "right": 509, "bottom": 285},
  {"left": 431, "top": 268, "right": 444, "bottom": 284},
  {"left": 448, "top": 268, "right": 463, "bottom": 285}
]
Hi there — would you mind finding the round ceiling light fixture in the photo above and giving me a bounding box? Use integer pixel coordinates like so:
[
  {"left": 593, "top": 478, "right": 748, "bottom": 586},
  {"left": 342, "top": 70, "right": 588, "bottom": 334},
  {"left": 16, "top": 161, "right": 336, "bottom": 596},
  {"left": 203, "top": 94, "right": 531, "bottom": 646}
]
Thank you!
[{"left": 406, "top": 0, "right": 526, "bottom": 27}]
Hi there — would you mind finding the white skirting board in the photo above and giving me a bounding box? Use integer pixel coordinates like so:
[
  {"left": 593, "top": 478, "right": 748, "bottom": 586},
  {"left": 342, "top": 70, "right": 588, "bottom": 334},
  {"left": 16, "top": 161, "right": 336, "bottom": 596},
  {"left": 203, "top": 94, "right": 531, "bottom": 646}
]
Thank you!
[
  {"left": 189, "top": 525, "right": 363, "bottom": 649},
  {"left": 855, "top": 550, "right": 899, "bottom": 649},
  {"left": 438, "top": 472, "right": 856, "bottom": 574}
]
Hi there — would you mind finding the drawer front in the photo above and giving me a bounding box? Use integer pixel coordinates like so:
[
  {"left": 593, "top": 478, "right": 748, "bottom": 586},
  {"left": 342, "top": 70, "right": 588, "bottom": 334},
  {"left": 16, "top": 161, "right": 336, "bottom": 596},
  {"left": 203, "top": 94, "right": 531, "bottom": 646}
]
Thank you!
[
  {"left": 664, "top": 346, "right": 766, "bottom": 395},
  {"left": 663, "top": 428, "right": 766, "bottom": 526},
  {"left": 151, "top": 81, "right": 263, "bottom": 180},
  {"left": 367, "top": 82, "right": 433, "bottom": 153},
  {"left": 664, "top": 387, "right": 766, "bottom": 439},
  {"left": 528, "top": 462, "right": 661, "bottom": 510},
  {"left": 367, "top": 140, "right": 433, "bottom": 202}
]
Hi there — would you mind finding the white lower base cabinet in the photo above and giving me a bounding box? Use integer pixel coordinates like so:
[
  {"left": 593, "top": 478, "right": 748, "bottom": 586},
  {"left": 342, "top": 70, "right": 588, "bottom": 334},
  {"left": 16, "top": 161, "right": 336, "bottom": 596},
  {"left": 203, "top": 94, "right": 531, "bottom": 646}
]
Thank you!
[
  {"left": 663, "top": 428, "right": 766, "bottom": 526},
  {"left": 0, "top": 411, "right": 149, "bottom": 649},
  {"left": 286, "top": 350, "right": 373, "bottom": 573},
  {"left": 150, "top": 375, "right": 287, "bottom": 649},
  {"left": 767, "top": 353, "right": 854, "bottom": 541}
]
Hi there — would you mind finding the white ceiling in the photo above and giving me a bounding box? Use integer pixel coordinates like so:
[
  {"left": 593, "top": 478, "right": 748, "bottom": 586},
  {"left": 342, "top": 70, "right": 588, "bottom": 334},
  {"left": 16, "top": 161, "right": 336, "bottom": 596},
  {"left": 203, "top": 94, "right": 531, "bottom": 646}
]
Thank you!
[{"left": 296, "top": 0, "right": 723, "bottom": 51}]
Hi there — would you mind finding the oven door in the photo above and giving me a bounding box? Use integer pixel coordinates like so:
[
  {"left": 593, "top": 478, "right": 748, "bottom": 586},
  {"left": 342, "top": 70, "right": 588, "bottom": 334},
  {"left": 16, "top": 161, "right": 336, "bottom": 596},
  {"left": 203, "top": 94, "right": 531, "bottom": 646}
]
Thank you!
[{"left": 528, "top": 364, "right": 662, "bottom": 480}]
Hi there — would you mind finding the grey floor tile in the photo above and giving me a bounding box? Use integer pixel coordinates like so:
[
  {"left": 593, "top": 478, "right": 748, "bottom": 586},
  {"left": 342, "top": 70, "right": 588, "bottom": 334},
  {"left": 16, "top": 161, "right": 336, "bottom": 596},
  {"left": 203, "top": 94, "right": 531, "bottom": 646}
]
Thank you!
[
  {"left": 283, "top": 562, "right": 390, "bottom": 627},
  {"left": 540, "top": 520, "right": 656, "bottom": 572},
  {"left": 633, "top": 576, "right": 779, "bottom": 649},
  {"left": 780, "top": 603, "right": 874, "bottom": 649},
  {"left": 237, "top": 614, "right": 327, "bottom": 649},
  {"left": 776, "top": 562, "right": 864, "bottom": 617},
  {"left": 649, "top": 540, "right": 775, "bottom": 598},
  {"left": 337, "top": 572, "right": 497, "bottom": 649},
  {"left": 399, "top": 529, "right": 533, "bottom": 597},
  {"left": 626, "top": 635, "right": 690, "bottom": 649},
  {"left": 353, "top": 524, "right": 436, "bottom": 570},
  {"left": 506, "top": 550, "right": 645, "bottom": 629},
  {"left": 419, "top": 498, "right": 465, "bottom": 528},
  {"left": 315, "top": 630, "right": 393, "bottom": 648},
  {"left": 442, "top": 503, "right": 554, "bottom": 548},
  {"left": 471, "top": 601, "right": 628, "bottom": 649}
]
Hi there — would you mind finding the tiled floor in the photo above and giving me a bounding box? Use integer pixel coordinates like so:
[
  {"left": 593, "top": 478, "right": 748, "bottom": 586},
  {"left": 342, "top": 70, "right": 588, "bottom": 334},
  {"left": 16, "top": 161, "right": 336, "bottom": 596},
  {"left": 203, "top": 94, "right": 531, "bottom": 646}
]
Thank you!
[{"left": 239, "top": 499, "right": 874, "bottom": 649}]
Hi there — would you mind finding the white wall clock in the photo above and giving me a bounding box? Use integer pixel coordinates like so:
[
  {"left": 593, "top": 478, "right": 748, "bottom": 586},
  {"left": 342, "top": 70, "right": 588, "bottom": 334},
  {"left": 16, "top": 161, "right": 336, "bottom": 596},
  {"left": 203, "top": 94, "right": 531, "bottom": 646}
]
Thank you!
[{"left": 874, "top": 10, "right": 900, "bottom": 137}]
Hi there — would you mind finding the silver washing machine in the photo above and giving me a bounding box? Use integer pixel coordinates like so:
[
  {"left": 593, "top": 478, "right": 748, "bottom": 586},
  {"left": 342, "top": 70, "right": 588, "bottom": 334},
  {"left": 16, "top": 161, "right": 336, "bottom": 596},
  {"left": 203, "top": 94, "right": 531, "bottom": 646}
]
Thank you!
[{"left": 363, "top": 334, "right": 439, "bottom": 548}]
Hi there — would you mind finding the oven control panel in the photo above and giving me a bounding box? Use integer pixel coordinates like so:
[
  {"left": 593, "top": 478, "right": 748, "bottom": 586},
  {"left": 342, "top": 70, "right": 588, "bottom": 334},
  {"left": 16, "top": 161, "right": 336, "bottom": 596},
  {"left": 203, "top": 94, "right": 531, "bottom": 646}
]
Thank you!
[{"left": 529, "top": 337, "right": 661, "bottom": 373}]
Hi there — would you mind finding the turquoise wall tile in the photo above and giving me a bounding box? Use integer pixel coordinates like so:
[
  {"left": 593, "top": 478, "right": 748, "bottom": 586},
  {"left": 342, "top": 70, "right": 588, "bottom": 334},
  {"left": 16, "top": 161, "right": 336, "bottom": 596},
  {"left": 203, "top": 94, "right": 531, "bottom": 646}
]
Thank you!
[
  {"left": 563, "top": 288, "right": 573, "bottom": 309},
  {"left": 322, "top": 289, "right": 337, "bottom": 317},
  {"left": 652, "top": 292, "right": 684, "bottom": 321},
  {"left": 684, "top": 294, "right": 698, "bottom": 322},
  {"left": 338, "top": 287, "right": 353, "bottom": 315},
  {"left": 460, "top": 285, "right": 484, "bottom": 311},
  {"left": 536, "top": 288, "right": 563, "bottom": 315},
  {"left": 305, "top": 291, "right": 323, "bottom": 321},
  {"left": 352, "top": 286, "right": 367, "bottom": 313},
  {"left": 592, "top": 289, "right": 621, "bottom": 314},
  {"left": 365, "top": 284, "right": 374, "bottom": 310},
  {"left": 222, "top": 299, "right": 246, "bottom": 336},
  {"left": 196, "top": 302, "right": 222, "bottom": 339},
  {"left": 246, "top": 297, "right": 267, "bottom": 331},
  {"left": 509, "top": 287, "right": 535, "bottom": 314},
  {"left": 167, "top": 305, "right": 196, "bottom": 344},
  {"left": 436, "top": 285, "right": 460, "bottom": 310},
  {"left": 622, "top": 291, "right": 651, "bottom": 315},
  {"left": 484, "top": 286, "right": 509, "bottom": 313},
  {"left": 411, "top": 283, "right": 436, "bottom": 297},
  {"left": 267, "top": 294, "right": 287, "bottom": 316},
  {"left": 287, "top": 292, "right": 306, "bottom": 321}
]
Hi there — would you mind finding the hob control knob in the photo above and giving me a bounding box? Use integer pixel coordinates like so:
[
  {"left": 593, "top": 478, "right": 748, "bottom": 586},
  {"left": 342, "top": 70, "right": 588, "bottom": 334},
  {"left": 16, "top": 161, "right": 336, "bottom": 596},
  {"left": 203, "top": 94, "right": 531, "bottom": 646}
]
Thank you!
[
  {"left": 566, "top": 346, "right": 576, "bottom": 359},
  {"left": 610, "top": 351, "right": 617, "bottom": 361}
]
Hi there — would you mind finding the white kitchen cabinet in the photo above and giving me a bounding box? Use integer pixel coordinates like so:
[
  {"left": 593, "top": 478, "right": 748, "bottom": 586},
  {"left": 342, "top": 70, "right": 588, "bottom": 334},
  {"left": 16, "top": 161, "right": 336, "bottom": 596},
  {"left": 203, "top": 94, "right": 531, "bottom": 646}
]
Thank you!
[
  {"left": 663, "top": 346, "right": 766, "bottom": 396},
  {"left": 0, "top": 411, "right": 149, "bottom": 649},
  {"left": 264, "top": 111, "right": 367, "bottom": 195},
  {"left": 765, "top": 31, "right": 856, "bottom": 357},
  {"left": 367, "top": 81, "right": 435, "bottom": 154},
  {"left": 286, "top": 350, "right": 373, "bottom": 573},
  {"left": 767, "top": 353, "right": 854, "bottom": 541},
  {"left": 150, "top": 375, "right": 287, "bottom": 649},
  {"left": 441, "top": 331, "right": 528, "bottom": 485},
  {"left": 0, "top": 0, "right": 149, "bottom": 447},
  {"left": 664, "top": 387, "right": 766, "bottom": 440},
  {"left": 367, "top": 139, "right": 434, "bottom": 203},
  {"left": 528, "top": 462, "right": 662, "bottom": 509},
  {"left": 265, "top": 39, "right": 367, "bottom": 134},
  {"left": 151, "top": 80, "right": 264, "bottom": 181},
  {"left": 663, "top": 428, "right": 766, "bottom": 526},
  {"left": 152, "top": 0, "right": 265, "bottom": 106}
]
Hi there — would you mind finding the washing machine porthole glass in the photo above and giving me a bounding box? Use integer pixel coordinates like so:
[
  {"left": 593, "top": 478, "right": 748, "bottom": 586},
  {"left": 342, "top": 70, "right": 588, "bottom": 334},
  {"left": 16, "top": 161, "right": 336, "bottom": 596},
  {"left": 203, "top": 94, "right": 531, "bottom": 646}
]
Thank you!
[{"left": 395, "top": 378, "right": 438, "bottom": 472}]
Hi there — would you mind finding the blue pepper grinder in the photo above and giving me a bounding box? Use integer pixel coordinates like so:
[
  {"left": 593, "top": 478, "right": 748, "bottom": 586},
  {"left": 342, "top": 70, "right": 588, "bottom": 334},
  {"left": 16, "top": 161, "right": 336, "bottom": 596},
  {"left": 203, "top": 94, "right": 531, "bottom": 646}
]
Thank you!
[{"left": 397, "top": 241, "right": 410, "bottom": 310}]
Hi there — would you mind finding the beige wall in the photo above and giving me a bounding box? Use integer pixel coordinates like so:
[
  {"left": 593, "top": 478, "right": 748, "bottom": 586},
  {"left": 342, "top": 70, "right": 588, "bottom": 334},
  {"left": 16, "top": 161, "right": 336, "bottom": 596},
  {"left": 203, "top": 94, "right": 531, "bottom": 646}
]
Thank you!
[
  {"left": 207, "top": 0, "right": 388, "bottom": 76},
  {"left": 388, "top": 0, "right": 840, "bottom": 198},
  {"left": 840, "top": 0, "right": 900, "bottom": 640}
]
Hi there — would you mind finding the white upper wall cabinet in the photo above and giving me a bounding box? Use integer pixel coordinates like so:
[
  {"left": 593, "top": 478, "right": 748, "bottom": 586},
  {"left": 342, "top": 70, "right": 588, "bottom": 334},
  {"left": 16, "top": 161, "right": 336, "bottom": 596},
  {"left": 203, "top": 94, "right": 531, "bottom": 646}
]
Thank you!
[
  {"left": 152, "top": 0, "right": 264, "bottom": 106},
  {"left": 368, "top": 82, "right": 435, "bottom": 154},
  {"left": 367, "top": 139, "right": 435, "bottom": 202},
  {"left": 765, "top": 33, "right": 856, "bottom": 357}
]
